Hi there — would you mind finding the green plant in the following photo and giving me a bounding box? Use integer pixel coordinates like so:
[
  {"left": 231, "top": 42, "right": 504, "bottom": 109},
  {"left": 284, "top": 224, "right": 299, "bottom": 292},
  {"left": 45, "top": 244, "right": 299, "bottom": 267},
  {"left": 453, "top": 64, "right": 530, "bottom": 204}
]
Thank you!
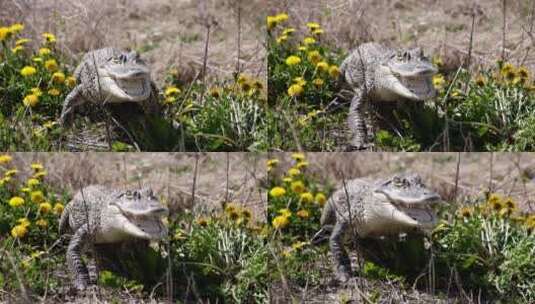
[
  {"left": 433, "top": 194, "right": 535, "bottom": 302},
  {"left": 169, "top": 206, "right": 268, "bottom": 303}
]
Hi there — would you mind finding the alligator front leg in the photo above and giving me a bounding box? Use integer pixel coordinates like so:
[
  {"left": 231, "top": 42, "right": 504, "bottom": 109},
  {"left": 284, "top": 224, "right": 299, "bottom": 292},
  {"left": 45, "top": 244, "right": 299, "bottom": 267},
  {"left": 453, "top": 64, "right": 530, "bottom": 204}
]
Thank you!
[
  {"left": 347, "top": 89, "right": 369, "bottom": 150},
  {"left": 67, "top": 224, "right": 91, "bottom": 291},
  {"left": 59, "top": 85, "right": 85, "bottom": 126},
  {"left": 330, "top": 221, "right": 352, "bottom": 283}
]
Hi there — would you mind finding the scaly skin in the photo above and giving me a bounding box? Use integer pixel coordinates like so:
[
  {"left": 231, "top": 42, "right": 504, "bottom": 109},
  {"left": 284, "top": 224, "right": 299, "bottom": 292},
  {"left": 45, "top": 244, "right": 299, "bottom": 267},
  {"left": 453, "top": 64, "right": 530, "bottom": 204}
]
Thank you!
[
  {"left": 312, "top": 173, "right": 441, "bottom": 282},
  {"left": 340, "top": 43, "right": 437, "bottom": 150},
  {"left": 59, "top": 185, "right": 168, "bottom": 290},
  {"left": 59, "top": 48, "right": 160, "bottom": 125}
]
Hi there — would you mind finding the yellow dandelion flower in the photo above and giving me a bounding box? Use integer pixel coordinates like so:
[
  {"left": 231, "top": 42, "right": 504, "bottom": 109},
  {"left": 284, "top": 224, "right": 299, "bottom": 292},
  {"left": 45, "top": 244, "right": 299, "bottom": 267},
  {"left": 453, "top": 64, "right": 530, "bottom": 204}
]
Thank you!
[
  {"left": 16, "top": 38, "right": 30, "bottom": 45},
  {"left": 281, "top": 248, "right": 292, "bottom": 257},
  {"left": 433, "top": 74, "right": 445, "bottom": 89},
  {"left": 312, "top": 28, "right": 324, "bottom": 35},
  {"left": 9, "top": 23, "right": 24, "bottom": 34},
  {"left": 306, "top": 22, "right": 321, "bottom": 31},
  {"left": 228, "top": 209, "right": 240, "bottom": 221},
  {"left": 42, "top": 32, "right": 56, "bottom": 43},
  {"left": 296, "top": 209, "right": 310, "bottom": 218},
  {"left": 279, "top": 208, "right": 292, "bottom": 217},
  {"left": 282, "top": 28, "right": 295, "bottom": 35},
  {"left": 20, "top": 187, "right": 31, "bottom": 193},
  {"left": 283, "top": 177, "right": 292, "bottom": 183},
  {"left": 5, "top": 169, "right": 18, "bottom": 177},
  {"left": 241, "top": 209, "right": 252, "bottom": 219},
  {"left": 292, "top": 241, "right": 308, "bottom": 250},
  {"left": 267, "top": 159, "right": 279, "bottom": 167},
  {"left": 44, "top": 59, "right": 58, "bottom": 72},
  {"left": 9, "top": 196, "right": 25, "bottom": 208},
  {"left": 517, "top": 67, "right": 529, "bottom": 80},
  {"left": 39, "top": 48, "right": 52, "bottom": 56},
  {"left": 18, "top": 218, "right": 30, "bottom": 227},
  {"left": 165, "top": 86, "right": 181, "bottom": 97},
  {"left": 66, "top": 76, "right": 77, "bottom": 88},
  {"left": 291, "top": 153, "right": 305, "bottom": 162},
  {"left": 300, "top": 192, "right": 314, "bottom": 204},
  {"left": 31, "top": 191, "right": 45, "bottom": 203},
  {"left": 12, "top": 45, "right": 24, "bottom": 54},
  {"left": 270, "top": 186, "right": 287, "bottom": 198},
  {"left": 39, "top": 202, "right": 52, "bottom": 213},
  {"left": 501, "top": 63, "right": 515, "bottom": 75},
  {"left": 293, "top": 77, "right": 307, "bottom": 86},
  {"left": 48, "top": 88, "right": 61, "bottom": 96},
  {"left": 20, "top": 66, "right": 37, "bottom": 77},
  {"left": 209, "top": 87, "right": 222, "bottom": 98},
  {"left": 458, "top": 207, "right": 473, "bottom": 218},
  {"left": 285, "top": 55, "right": 302, "bottom": 66},
  {"left": 474, "top": 74, "right": 487, "bottom": 86},
  {"left": 316, "top": 61, "right": 329, "bottom": 72},
  {"left": 27, "top": 178, "right": 40, "bottom": 188},
  {"left": 0, "top": 27, "right": 11, "bottom": 41},
  {"left": 23, "top": 94, "right": 39, "bottom": 107},
  {"left": 0, "top": 155, "right": 13, "bottom": 164},
  {"left": 11, "top": 225, "right": 28, "bottom": 238},
  {"left": 303, "top": 37, "right": 316, "bottom": 45},
  {"left": 315, "top": 193, "right": 327, "bottom": 206},
  {"left": 503, "top": 197, "right": 517, "bottom": 211},
  {"left": 291, "top": 180, "right": 305, "bottom": 193},
  {"left": 267, "top": 16, "right": 278, "bottom": 30},
  {"left": 288, "top": 168, "right": 301, "bottom": 177},
  {"left": 432, "top": 55, "right": 443, "bottom": 67},
  {"left": 274, "top": 13, "right": 289, "bottom": 23},
  {"left": 32, "top": 57, "right": 43, "bottom": 63},
  {"left": 276, "top": 35, "right": 288, "bottom": 44},
  {"left": 53, "top": 203, "right": 64, "bottom": 215},
  {"left": 31, "top": 163, "right": 44, "bottom": 171},
  {"left": 33, "top": 170, "right": 47, "bottom": 178},
  {"left": 272, "top": 215, "right": 290, "bottom": 229},
  {"left": 225, "top": 203, "right": 238, "bottom": 214},
  {"left": 298, "top": 46, "right": 307, "bottom": 51},
  {"left": 307, "top": 50, "right": 322, "bottom": 64},
  {"left": 489, "top": 199, "right": 505, "bottom": 212},
  {"left": 328, "top": 65, "right": 340, "bottom": 79},
  {"left": 51, "top": 72, "right": 65, "bottom": 84},
  {"left": 313, "top": 78, "right": 324, "bottom": 87},
  {"left": 196, "top": 217, "right": 208, "bottom": 226},
  {"left": 288, "top": 84, "right": 304, "bottom": 97},
  {"left": 30, "top": 87, "right": 43, "bottom": 97},
  {"left": 36, "top": 219, "right": 48, "bottom": 228},
  {"left": 295, "top": 161, "right": 308, "bottom": 169},
  {"left": 488, "top": 193, "right": 502, "bottom": 205}
]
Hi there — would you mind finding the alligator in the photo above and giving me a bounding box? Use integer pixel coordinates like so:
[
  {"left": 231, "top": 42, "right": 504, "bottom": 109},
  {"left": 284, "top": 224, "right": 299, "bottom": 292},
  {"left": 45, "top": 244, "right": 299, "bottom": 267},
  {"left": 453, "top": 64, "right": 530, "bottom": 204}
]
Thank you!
[
  {"left": 59, "top": 185, "right": 168, "bottom": 290},
  {"left": 59, "top": 47, "right": 160, "bottom": 125},
  {"left": 340, "top": 43, "right": 437, "bottom": 150},
  {"left": 311, "top": 173, "right": 441, "bottom": 282}
]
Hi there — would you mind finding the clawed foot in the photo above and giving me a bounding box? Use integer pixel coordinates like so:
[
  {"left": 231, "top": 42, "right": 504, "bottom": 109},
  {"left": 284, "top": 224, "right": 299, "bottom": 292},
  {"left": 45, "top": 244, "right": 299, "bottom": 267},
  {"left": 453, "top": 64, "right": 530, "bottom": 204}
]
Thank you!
[{"left": 73, "top": 277, "right": 89, "bottom": 293}]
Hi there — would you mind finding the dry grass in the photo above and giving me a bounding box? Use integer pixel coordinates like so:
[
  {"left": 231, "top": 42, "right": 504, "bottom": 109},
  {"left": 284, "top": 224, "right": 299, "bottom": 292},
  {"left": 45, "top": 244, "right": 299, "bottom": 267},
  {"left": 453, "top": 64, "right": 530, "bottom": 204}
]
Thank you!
[
  {"left": 0, "top": 0, "right": 267, "bottom": 84},
  {"left": 269, "top": 0, "right": 535, "bottom": 72}
]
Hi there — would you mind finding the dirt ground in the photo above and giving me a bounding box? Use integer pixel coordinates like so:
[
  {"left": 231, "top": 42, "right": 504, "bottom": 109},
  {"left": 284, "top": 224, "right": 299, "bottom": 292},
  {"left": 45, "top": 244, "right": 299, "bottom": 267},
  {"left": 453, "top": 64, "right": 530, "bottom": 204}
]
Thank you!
[
  {"left": 8, "top": 152, "right": 267, "bottom": 220},
  {"left": 269, "top": 0, "right": 535, "bottom": 72},
  {"left": 0, "top": 0, "right": 267, "bottom": 83}
]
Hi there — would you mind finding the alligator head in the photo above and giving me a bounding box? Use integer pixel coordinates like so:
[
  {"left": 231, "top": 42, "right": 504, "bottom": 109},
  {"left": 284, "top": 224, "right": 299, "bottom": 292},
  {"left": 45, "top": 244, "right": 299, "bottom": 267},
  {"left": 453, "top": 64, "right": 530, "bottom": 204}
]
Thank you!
[
  {"left": 379, "top": 47, "right": 437, "bottom": 101},
  {"left": 109, "top": 188, "right": 168, "bottom": 240},
  {"left": 364, "top": 173, "right": 441, "bottom": 236},
  {"left": 97, "top": 51, "right": 152, "bottom": 102}
]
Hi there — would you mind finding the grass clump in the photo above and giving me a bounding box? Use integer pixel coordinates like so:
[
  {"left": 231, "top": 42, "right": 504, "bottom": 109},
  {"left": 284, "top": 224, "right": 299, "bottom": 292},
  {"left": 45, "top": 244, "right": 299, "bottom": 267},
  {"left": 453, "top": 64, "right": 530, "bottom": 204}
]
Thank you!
[
  {"left": 267, "top": 14, "right": 346, "bottom": 151},
  {"left": 267, "top": 153, "right": 333, "bottom": 286},
  {"left": 169, "top": 205, "right": 269, "bottom": 303},
  {"left": 433, "top": 194, "right": 535, "bottom": 302},
  {"left": 0, "top": 155, "right": 68, "bottom": 295}
]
